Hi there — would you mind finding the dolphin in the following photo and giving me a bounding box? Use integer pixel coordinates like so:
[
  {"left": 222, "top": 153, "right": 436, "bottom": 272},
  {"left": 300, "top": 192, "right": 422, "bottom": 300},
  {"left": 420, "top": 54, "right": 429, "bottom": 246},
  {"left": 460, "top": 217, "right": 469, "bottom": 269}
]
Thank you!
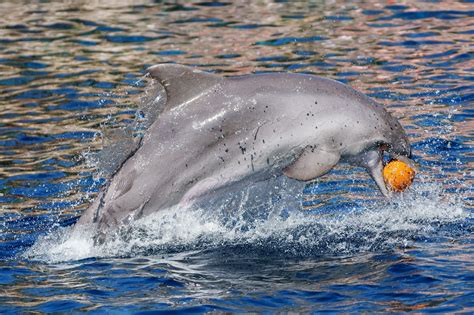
[{"left": 76, "top": 64, "right": 414, "bottom": 233}]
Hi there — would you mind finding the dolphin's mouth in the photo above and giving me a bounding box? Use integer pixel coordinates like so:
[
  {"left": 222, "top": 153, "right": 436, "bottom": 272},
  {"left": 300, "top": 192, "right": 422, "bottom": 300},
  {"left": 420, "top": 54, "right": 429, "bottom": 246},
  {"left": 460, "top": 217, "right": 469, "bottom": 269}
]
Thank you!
[
  {"left": 360, "top": 147, "right": 416, "bottom": 198},
  {"left": 389, "top": 154, "right": 418, "bottom": 172},
  {"left": 367, "top": 160, "right": 391, "bottom": 198},
  {"left": 370, "top": 150, "right": 417, "bottom": 198}
]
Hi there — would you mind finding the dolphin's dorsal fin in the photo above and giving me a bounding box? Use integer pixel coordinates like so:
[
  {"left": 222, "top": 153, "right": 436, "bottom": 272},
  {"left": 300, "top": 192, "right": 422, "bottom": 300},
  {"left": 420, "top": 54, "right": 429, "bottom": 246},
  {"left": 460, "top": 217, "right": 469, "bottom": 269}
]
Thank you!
[{"left": 146, "top": 64, "right": 223, "bottom": 109}]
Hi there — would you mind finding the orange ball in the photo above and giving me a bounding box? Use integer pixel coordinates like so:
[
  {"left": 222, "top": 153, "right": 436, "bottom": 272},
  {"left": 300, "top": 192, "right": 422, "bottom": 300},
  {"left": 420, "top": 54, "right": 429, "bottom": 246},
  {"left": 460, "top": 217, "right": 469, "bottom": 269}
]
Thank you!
[{"left": 383, "top": 160, "right": 415, "bottom": 192}]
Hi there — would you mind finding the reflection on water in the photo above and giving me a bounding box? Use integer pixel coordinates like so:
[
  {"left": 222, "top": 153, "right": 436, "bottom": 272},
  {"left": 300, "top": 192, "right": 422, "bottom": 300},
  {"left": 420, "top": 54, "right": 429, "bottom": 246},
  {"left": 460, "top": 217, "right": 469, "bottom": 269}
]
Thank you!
[{"left": 0, "top": 0, "right": 472, "bottom": 313}]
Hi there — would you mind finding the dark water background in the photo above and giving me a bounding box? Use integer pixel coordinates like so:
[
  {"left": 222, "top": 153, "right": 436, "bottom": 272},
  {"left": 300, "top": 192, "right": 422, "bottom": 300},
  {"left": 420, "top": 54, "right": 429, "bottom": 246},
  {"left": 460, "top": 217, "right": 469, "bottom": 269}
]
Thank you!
[{"left": 0, "top": 0, "right": 473, "bottom": 313}]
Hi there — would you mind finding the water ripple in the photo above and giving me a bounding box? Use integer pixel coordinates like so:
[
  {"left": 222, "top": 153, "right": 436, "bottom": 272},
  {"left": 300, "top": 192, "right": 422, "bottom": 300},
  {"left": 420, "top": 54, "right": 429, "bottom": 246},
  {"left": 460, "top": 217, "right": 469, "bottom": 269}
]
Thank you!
[{"left": 0, "top": 0, "right": 472, "bottom": 313}]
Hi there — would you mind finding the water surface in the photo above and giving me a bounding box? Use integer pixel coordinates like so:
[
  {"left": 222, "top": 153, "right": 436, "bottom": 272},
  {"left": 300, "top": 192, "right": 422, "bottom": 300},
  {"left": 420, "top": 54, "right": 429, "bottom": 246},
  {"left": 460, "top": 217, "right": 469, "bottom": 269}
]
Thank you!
[{"left": 0, "top": 1, "right": 472, "bottom": 313}]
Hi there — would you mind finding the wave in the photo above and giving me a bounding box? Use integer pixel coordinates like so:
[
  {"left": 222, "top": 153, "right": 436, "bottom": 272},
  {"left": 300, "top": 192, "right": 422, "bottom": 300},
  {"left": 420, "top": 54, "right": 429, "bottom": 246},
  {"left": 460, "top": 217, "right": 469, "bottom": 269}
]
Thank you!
[{"left": 23, "top": 178, "right": 468, "bottom": 263}]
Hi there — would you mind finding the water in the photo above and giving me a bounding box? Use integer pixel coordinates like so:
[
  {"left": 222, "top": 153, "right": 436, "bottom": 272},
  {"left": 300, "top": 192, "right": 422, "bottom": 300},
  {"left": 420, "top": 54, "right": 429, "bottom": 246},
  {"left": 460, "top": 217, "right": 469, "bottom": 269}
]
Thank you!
[{"left": 1, "top": 0, "right": 472, "bottom": 313}]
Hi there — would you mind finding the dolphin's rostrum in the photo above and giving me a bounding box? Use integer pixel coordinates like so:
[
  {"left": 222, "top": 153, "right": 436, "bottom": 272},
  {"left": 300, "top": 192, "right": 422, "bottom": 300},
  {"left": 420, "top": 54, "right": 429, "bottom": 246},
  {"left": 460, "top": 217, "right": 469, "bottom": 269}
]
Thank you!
[{"left": 77, "top": 64, "right": 414, "bottom": 234}]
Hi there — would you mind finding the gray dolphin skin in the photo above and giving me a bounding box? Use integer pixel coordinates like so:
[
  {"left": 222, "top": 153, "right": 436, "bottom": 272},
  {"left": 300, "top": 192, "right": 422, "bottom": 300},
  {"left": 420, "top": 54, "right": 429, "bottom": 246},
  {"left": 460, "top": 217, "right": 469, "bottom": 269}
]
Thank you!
[{"left": 77, "top": 64, "right": 414, "bottom": 233}]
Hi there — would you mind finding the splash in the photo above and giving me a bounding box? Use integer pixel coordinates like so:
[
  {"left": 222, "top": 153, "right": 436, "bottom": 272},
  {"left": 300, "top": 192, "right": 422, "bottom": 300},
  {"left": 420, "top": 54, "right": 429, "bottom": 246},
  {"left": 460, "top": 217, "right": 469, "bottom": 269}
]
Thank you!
[
  {"left": 84, "top": 76, "right": 166, "bottom": 178},
  {"left": 23, "top": 178, "right": 468, "bottom": 263},
  {"left": 23, "top": 78, "right": 471, "bottom": 263}
]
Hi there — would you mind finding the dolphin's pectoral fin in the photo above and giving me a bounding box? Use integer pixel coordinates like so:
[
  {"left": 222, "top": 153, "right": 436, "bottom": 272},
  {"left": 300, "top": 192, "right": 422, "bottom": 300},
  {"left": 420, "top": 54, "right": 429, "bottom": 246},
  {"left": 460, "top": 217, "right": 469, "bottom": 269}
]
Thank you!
[
  {"left": 146, "top": 64, "right": 223, "bottom": 109},
  {"left": 180, "top": 177, "right": 221, "bottom": 205},
  {"left": 283, "top": 147, "right": 340, "bottom": 181}
]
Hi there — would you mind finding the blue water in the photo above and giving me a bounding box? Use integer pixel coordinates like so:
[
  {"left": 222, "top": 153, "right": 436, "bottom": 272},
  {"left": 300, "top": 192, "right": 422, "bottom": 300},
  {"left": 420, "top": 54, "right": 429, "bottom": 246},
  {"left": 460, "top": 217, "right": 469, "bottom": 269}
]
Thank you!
[{"left": 0, "top": 1, "right": 473, "bottom": 313}]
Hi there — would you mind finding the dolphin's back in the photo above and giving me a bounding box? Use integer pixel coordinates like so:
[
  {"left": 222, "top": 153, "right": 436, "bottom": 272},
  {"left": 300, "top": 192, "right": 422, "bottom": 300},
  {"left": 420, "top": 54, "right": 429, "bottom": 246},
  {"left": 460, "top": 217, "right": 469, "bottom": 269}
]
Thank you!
[{"left": 225, "top": 73, "right": 408, "bottom": 155}]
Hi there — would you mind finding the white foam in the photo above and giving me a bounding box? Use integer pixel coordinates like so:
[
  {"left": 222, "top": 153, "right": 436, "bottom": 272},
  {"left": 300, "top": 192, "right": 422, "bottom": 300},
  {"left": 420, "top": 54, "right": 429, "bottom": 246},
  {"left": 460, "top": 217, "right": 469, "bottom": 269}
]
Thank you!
[{"left": 23, "top": 179, "right": 469, "bottom": 263}]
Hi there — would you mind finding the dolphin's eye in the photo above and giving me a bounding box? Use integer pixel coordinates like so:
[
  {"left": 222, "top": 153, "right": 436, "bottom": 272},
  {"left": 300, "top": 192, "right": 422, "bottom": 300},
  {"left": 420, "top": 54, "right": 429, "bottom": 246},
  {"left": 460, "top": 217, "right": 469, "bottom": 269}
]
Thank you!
[{"left": 379, "top": 143, "right": 390, "bottom": 152}]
